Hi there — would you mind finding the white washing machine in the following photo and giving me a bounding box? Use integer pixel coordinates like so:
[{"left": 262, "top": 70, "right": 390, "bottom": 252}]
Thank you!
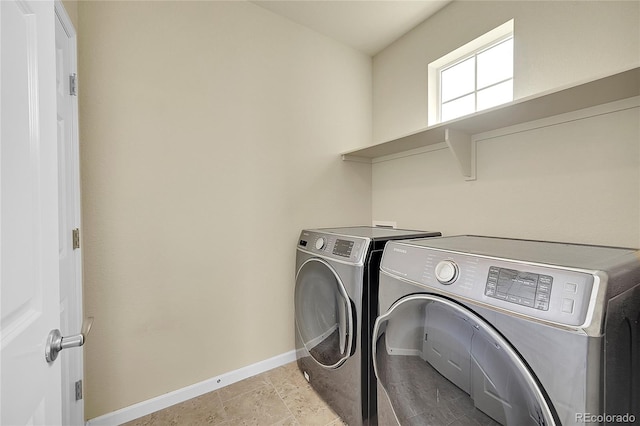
[
  {"left": 295, "top": 226, "right": 440, "bottom": 426},
  {"left": 374, "top": 235, "right": 640, "bottom": 425}
]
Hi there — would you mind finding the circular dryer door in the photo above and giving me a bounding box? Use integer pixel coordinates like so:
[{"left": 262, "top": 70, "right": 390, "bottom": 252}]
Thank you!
[
  {"left": 373, "top": 294, "right": 556, "bottom": 426},
  {"left": 295, "top": 258, "right": 354, "bottom": 369}
]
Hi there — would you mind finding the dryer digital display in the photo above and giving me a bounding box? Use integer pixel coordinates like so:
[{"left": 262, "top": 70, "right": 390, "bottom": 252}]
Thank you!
[
  {"left": 333, "top": 239, "right": 354, "bottom": 258},
  {"left": 485, "top": 266, "right": 552, "bottom": 310}
]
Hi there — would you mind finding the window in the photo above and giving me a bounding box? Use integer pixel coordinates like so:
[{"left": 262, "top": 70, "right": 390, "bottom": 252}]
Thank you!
[
  {"left": 440, "top": 37, "right": 513, "bottom": 122},
  {"left": 428, "top": 20, "right": 514, "bottom": 125}
]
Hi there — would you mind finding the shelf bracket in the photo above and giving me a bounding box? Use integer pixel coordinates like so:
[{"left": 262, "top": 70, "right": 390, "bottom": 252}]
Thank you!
[{"left": 445, "top": 128, "right": 476, "bottom": 181}]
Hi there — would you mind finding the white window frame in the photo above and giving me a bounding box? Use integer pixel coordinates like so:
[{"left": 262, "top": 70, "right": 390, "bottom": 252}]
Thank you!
[{"left": 428, "top": 19, "right": 514, "bottom": 126}]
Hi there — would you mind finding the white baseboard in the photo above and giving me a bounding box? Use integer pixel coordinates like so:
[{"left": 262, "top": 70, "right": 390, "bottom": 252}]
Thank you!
[
  {"left": 85, "top": 350, "right": 297, "bottom": 426},
  {"left": 385, "top": 347, "right": 422, "bottom": 357}
]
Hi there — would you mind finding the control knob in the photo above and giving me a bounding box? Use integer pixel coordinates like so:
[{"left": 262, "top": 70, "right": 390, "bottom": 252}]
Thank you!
[
  {"left": 435, "top": 260, "right": 459, "bottom": 285},
  {"left": 315, "top": 237, "right": 326, "bottom": 250}
]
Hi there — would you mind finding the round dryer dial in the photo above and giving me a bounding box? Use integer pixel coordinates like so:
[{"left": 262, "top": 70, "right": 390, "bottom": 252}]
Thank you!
[
  {"left": 435, "top": 260, "right": 459, "bottom": 285},
  {"left": 315, "top": 237, "right": 326, "bottom": 250}
]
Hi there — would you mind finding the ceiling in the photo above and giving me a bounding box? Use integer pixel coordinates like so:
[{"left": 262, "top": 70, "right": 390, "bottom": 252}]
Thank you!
[{"left": 251, "top": 1, "right": 452, "bottom": 56}]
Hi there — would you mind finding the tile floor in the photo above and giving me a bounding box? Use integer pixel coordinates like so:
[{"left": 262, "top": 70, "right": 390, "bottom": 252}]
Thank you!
[{"left": 122, "top": 361, "right": 347, "bottom": 426}]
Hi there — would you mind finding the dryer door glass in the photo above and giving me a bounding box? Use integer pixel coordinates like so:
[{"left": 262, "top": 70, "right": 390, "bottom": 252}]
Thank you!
[
  {"left": 295, "top": 259, "right": 353, "bottom": 368},
  {"left": 373, "top": 295, "right": 556, "bottom": 426}
]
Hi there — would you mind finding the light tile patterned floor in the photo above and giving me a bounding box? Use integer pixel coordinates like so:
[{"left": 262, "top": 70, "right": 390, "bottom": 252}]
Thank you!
[{"left": 122, "top": 361, "right": 347, "bottom": 426}]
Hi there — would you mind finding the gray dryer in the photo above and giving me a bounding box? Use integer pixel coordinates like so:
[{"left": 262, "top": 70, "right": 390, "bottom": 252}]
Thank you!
[{"left": 295, "top": 226, "right": 440, "bottom": 426}]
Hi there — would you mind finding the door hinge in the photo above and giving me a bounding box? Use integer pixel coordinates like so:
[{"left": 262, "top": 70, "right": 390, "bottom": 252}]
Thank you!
[
  {"left": 72, "top": 228, "right": 80, "bottom": 250},
  {"left": 70, "top": 73, "right": 77, "bottom": 96},
  {"left": 75, "top": 380, "right": 83, "bottom": 401}
]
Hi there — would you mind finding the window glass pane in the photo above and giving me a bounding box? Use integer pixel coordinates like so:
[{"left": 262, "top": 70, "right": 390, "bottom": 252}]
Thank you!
[
  {"left": 441, "top": 93, "right": 475, "bottom": 122},
  {"left": 477, "top": 38, "right": 513, "bottom": 89},
  {"left": 441, "top": 57, "right": 475, "bottom": 102},
  {"left": 477, "top": 80, "right": 513, "bottom": 111}
]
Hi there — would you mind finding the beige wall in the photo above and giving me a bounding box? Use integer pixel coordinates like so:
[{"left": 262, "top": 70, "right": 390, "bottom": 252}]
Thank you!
[
  {"left": 78, "top": 0, "right": 640, "bottom": 420},
  {"left": 373, "top": 0, "right": 640, "bottom": 143},
  {"left": 372, "top": 1, "right": 640, "bottom": 248},
  {"left": 78, "top": 1, "right": 372, "bottom": 419}
]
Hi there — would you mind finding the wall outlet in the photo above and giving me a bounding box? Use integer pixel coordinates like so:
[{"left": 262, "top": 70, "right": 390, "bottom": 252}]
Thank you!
[{"left": 373, "top": 220, "right": 397, "bottom": 229}]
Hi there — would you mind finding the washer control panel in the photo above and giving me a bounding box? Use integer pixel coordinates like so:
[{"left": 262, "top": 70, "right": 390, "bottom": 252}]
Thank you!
[
  {"left": 298, "top": 231, "right": 368, "bottom": 264},
  {"left": 381, "top": 241, "right": 596, "bottom": 327},
  {"left": 485, "top": 267, "right": 553, "bottom": 311}
]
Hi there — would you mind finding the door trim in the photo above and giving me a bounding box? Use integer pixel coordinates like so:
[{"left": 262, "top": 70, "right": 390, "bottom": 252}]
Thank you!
[{"left": 54, "top": 2, "right": 84, "bottom": 424}]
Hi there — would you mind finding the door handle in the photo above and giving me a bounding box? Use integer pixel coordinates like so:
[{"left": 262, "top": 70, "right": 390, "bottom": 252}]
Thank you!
[
  {"left": 338, "top": 298, "right": 347, "bottom": 355},
  {"left": 45, "top": 317, "right": 94, "bottom": 363}
]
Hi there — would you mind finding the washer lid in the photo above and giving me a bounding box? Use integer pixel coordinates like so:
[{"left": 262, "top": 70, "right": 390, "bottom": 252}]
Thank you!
[{"left": 316, "top": 226, "right": 440, "bottom": 241}]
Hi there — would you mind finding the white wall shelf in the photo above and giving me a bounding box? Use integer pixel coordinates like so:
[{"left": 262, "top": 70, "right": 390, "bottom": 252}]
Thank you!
[{"left": 342, "top": 66, "right": 640, "bottom": 180}]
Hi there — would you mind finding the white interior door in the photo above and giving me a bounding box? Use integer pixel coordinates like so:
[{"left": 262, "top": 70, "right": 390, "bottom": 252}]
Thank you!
[
  {"left": 55, "top": 2, "right": 84, "bottom": 425},
  {"left": 1, "top": 0, "right": 63, "bottom": 424}
]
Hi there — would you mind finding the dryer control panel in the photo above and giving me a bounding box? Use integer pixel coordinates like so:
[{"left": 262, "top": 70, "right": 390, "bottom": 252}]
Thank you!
[{"left": 298, "top": 231, "right": 369, "bottom": 265}]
